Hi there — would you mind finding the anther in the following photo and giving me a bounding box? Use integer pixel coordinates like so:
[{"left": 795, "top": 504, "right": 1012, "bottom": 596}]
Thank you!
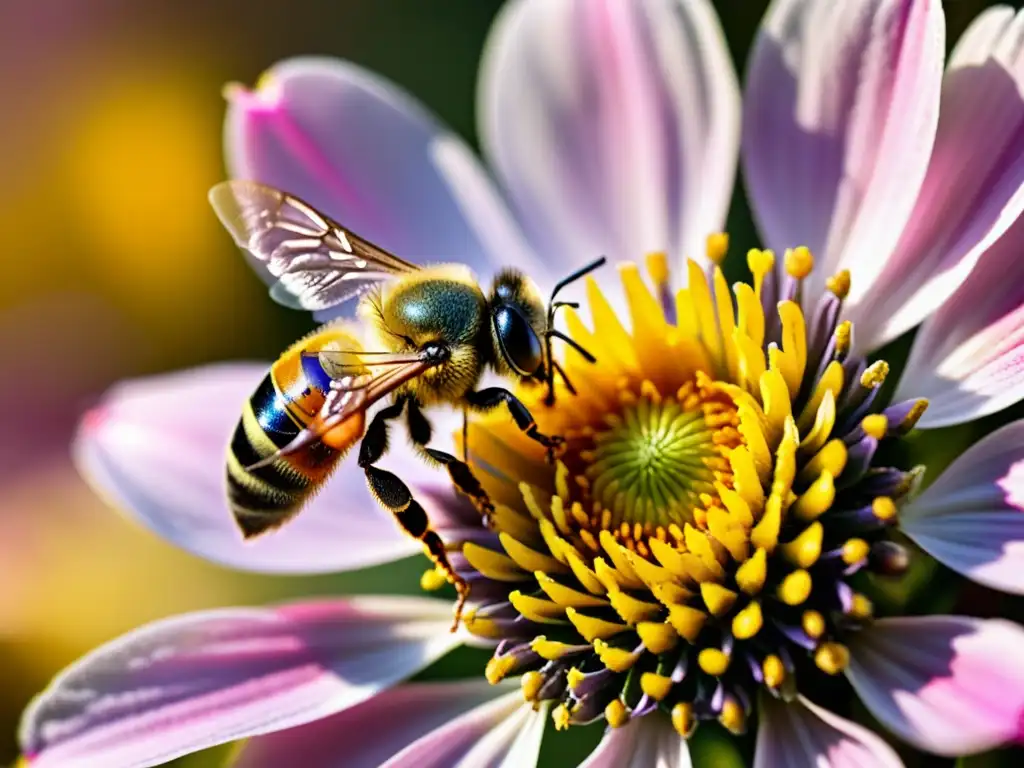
[
  {"left": 605, "top": 699, "right": 630, "bottom": 728},
  {"left": 486, "top": 654, "right": 518, "bottom": 684},
  {"left": 784, "top": 246, "right": 814, "bottom": 279},
  {"left": 849, "top": 593, "right": 873, "bottom": 620},
  {"left": 719, "top": 695, "right": 748, "bottom": 735},
  {"left": 841, "top": 538, "right": 870, "bottom": 565},
  {"left": 781, "top": 522, "right": 824, "bottom": 568},
  {"left": 698, "top": 648, "right": 731, "bottom": 676},
  {"left": 640, "top": 672, "right": 674, "bottom": 701},
  {"left": 860, "top": 361, "right": 890, "bottom": 389},
  {"left": 834, "top": 321, "right": 852, "bottom": 358},
  {"left": 552, "top": 703, "right": 572, "bottom": 730},
  {"left": 736, "top": 548, "right": 768, "bottom": 594},
  {"left": 521, "top": 671, "right": 545, "bottom": 701},
  {"left": 826, "top": 270, "right": 851, "bottom": 300},
  {"left": 707, "top": 233, "right": 729, "bottom": 265},
  {"left": 672, "top": 702, "right": 696, "bottom": 738},
  {"left": 814, "top": 642, "right": 850, "bottom": 675},
  {"left": 420, "top": 566, "right": 448, "bottom": 591},
  {"left": 860, "top": 414, "right": 888, "bottom": 440},
  {"left": 871, "top": 496, "right": 898, "bottom": 522},
  {"left": 763, "top": 655, "right": 786, "bottom": 688},
  {"left": 732, "top": 601, "right": 763, "bottom": 640},
  {"left": 801, "top": 610, "right": 826, "bottom": 640},
  {"left": 777, "top": 570, "right": 812, "bottom": 605}
]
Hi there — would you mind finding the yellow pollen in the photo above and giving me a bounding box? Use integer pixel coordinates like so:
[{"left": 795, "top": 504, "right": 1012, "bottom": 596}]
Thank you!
[
  {"left": 900, "top": 399, "right": 929, "bottom": 431},
  {"left": 732, "top": 601, "right": 763, "bottom": 640},
  {"left": 521, "top": 671, "right": 544, "bottom": 701},
  {"left": 802, "top": 610, "right": 826, "bottom": 639},
  {"left": 552, "top": 703, "right": 572, "bottom": 731},
  {"left": 763, "top": 655, "right": 786, "bottom": 688},
  {"left": 872, "top": 496, "right": 898, "bottom": 521},
  {"left": 486, "top": 655, "right": 517, "bottom": 684},
  {"left": 672, "top": 702, "right": 696, "bottom": 737},
  {"left": 861, "top": 414, "right": 888, "bottom": 440},
  {"left": 646, "top": 251, "right": 670, "bottom": 287},
  {"left": 719, "top": 696, "right": 747, "bottom": 734},
  {"left": 736, "top": 548, "right": 768, "bottom": 594},
  {"left": 778, "top": 570, "right": 813, "bottom": 605},
  {"left": 826, "top": 270, "right": 851, "bottom": 299},
  {"left": 785, "top": 246, "right": 814, "bottom": 279},
  {"left": 861, "top": 361, "right": 890, "bottom": 388},
  {"left": 419, "top": 566, "right": 448, "bottom": 591},
  {"left": 706, "top": 232, "right": 729, "bottom": 264},
  {"left": 842, "top": 538, "right": 870, "bottom": 565},
  {"left": 814, "top": 642, "right": 850, "bottom": 675},
  {"left": 849, "top": 593, "right": 874, "bottom": 620},
  {"left": 605, "top": 699, "right": 630, "bottom": 728},
  {"left": 698, "top": 648, "right": 731, "bottom": 676},
  {"left": 640, "top": 672, "right": 674, "bottom": 701},
  {"left": 566, "top": 667, "right": 586, "bottom": 692},
  {"left": 834, "top": 321, "right": 852, "bottom": 356}
]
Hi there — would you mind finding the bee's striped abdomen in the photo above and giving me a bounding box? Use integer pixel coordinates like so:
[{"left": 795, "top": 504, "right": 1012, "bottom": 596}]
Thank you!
[{"left": 226, "top": 367, "right": 339, "bottom": 538}]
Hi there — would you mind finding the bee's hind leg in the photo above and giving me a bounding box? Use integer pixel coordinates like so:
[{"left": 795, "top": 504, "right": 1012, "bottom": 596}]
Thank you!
[
  {"left": 359, "top": 399, "right": 468, "bottom": 632},
  {"left": 405, "top": 400, "right": 496, "bottom": 529}
]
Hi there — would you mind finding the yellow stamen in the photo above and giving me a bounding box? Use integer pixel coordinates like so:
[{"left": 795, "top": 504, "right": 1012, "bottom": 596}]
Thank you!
[
  {"left": 778, "top": 569, "right": 813, "bottom": 605},
  {"left": 486, "top": 654, "right": 517, "bottom": 684},
  {"left": 698, "top": 648, "right": 731, "bottom": 676},
  {"left": 668, "top": 604, "right": 708, "bottom": 643},
  {"left": 732, "top": 601, "right": 763, "bottom": 640},
  {"left": 719, "top": 695, "right": 747, "bottom": 734},
  {"left": 842, "top": 538, "right": 870, "bottom": 565},
  {"left": 605, "top": 699, "right": 630, "bottom": 728},
  {"left": 701, "top": 582, "right": 738, "bottom": 616},
  {"left": 849, "top": 593, "right": 874, "bottom": 620},
  {"left": 826, "top": 269, "right": 851, "bottom": 299},
  {"left": 672, "top": 702, "right": 696, "bottom": 737},
  {"left": 784, "top": 246, "right": 814, "bottom": 279},
  {"left": 552, "top": 703, "right": 572, "bottom": 731},
  {"left": 792, "top": 471, "right": 835, "bottom": 522},
  {"left": 736, "top": 547, "right": 768, "bottom": 594},
  {"left": 707, "top": 232, "right": 729, "bottom": 264},
  {"left": 814, "top": 642, "right": 850, "bottom": 675},
  {"left": 861, "top": 414, "right": 888, "bottom": 440},
  {"left": 861, "top": 361, "right": 890, "bottom": 388},
  {"left": 531, "top": 636, "right": 580, "bottom": 661},
  {"left": 781, "top": 522, "right": 824, "bottom": 568},
  {"left": 872, "top": 496, "right": 898, "bottom": 521},
  {"left": 420, "top": 566, "right": 447, "bottom": 591},
  {"left": 521, "top": 670, "right": 544, "bottom": 701},
  {"left": 565, "top": 607, "right": 628, "bottom": 642},
  {"left": 763, "top": 655, "right": 786, "bottom": 688},
  {"left": 593, "top": 639, "right": 640, "bottom": 672},
  {"left": 747, "top": 248, "right": 775, "bottom": 301},
  {"left": 802, "top": 610, "right": 826, "bottom": 640},
  {"left": 641, "top": 672, "right": 674, "bottom": 701},
  {"left": 645, "top": 251, "right": 670, "bottom": 287},
  {"left": 636, "top": 621, "right": 679, "bottom": 654}
]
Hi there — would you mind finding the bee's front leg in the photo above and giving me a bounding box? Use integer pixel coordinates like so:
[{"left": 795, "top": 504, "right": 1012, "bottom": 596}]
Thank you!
[{"left": 465, "top": 387, "right": 564, "bottom": 462}]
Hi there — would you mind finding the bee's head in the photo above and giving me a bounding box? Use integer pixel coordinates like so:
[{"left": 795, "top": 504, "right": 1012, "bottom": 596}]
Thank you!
[{"left": 488, "top": 269, "right": 547, "bottom": 381}]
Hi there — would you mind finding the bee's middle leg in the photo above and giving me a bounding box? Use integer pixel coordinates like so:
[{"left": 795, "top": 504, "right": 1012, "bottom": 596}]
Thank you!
[
  {"left": 405, "top": 400, "right": 495, "bottom": 528},
  {"left": 359, "top": 400, "right": 468, "bottom": 631}
]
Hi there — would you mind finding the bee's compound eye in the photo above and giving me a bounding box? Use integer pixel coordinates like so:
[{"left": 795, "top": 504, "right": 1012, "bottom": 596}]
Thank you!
[{"left": 493, "top": 306, "right": 543, "bottom": 376}]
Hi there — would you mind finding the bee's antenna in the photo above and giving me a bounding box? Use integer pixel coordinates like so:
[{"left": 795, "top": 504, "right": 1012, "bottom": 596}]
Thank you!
[{"left": 543, "top": 257, "right": 607, "bottom": 405}]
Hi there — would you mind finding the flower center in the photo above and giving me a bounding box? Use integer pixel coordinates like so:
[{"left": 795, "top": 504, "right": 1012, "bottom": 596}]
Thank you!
[
  {"left": 436, "top": 242, "right": 928, "bottom": 739},
  {"left": 579, "top": 378, "right": 742, "bottom": 534}
]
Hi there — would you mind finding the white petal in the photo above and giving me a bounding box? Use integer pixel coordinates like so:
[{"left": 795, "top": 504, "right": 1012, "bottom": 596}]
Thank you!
[
  {"left": 894, "top": 215, "right": 1024, "bottom": 427},
  {"left": 847, "top": 616, "right": 1024, "bottom": 756},
  {"left": 479, "top": 0, "right": 739, "bottom": 276},
  {"left": 755, "top": 695, "right": 903, "bottom": 767},
  {"left": 20, "top": 598, "right": 459, "bottom": 768},
  {"left": 225, "top": 57, "right": 534, "bottom": 282},
  {"left": 852, "top": 7, "right": 1024, "bottom": 349},
  {"left": 899, "top": 419, "right": 1024, "bottom": 593},
  {"left": 743, "top": 0, "right": 945, "bottom": 305},
  {"left": 74, "top": 364, "right": 420, "bottom": 574},
  {"left": 580, "top": 715, "right": 692, "bottom": 768},
  {"left": 236, "top": 680, "right": 515, "bottom": 768},
  {"left": 382, "top": 694, "right": 547, "bottom": 768}
]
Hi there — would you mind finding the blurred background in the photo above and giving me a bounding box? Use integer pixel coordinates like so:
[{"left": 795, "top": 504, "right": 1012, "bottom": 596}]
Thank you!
[{"left": 0, "top": 0, "right": 1019, "bottom": 766}]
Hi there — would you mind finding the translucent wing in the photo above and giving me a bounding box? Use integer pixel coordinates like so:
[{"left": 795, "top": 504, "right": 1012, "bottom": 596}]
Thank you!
[
  {"left": 245, "top": 352, "right": 437, "bottom": 470},
  {"left": 209, "top": 180, "right": 420, "bottom": 313}
]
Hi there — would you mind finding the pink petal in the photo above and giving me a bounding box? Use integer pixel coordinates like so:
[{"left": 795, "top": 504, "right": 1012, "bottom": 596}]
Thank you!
[
  {"left": 235, "top": 680, "right": 513, "bottom": 768},
  {"left": 479, "top": 0, "right": 739, "bottom": 275},
  {"left": 899, "top": 419, "right": 1024, "bottom": 593},
  {"left": 852, "top": 7, "right": 1024, "bottom": 349},
  {"left": 19, "top": 598, "right": 461, "bottom": 768},
  {"left": 580, "top": 714, "right": 692, "bottom": 767},
  {"left": 74, "top": 363, "right": 421, "bottom": 575},
  {"left": 383, "top": 693, "right": 545, "bottom": 768},
  {"left": 893, "top": 214, "right": 1024, "bottom": 426},
  {"left": 225, "top": 57, "right": 540, "bottom": 283},
  {"left": 846, "top": 616, "right": 1024, "bottom": 756},
  {"left": 743, "top": 0, "right": 945, "bottom": 305},
  {"left": 755, "top": 695, "right": 902, "bottom": 768}
]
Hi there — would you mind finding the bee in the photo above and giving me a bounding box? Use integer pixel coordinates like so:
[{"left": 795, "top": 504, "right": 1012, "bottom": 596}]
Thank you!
[{"left": 210, "top": 180, "right": 604, "bottom": 627}]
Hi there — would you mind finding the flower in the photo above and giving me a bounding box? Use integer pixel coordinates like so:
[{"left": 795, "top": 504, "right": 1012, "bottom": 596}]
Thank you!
[{"left": 20, "top": 0, "right": 1024, "bottom": 766}]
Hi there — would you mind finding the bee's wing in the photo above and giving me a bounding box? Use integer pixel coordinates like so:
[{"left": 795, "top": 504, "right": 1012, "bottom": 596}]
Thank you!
[
  {"left": 245, "top": 353, "right": 436, "bottom": 470},
  {"left": 209, "top": 180, "right": 420, "bottom": 313}
]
